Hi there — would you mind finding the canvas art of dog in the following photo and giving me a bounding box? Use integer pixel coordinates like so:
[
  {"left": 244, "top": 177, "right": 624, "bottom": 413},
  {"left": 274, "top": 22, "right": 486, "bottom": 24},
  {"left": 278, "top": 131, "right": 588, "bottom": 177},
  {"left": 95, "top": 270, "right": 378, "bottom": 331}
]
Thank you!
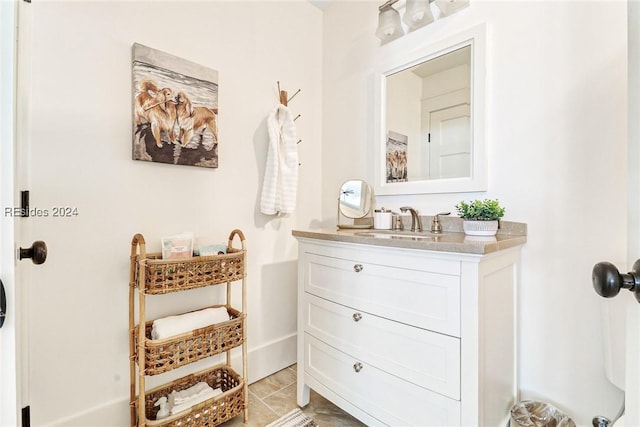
[
  {"left": 132, "top": 43, "right": 219, "bottom": 168},
  {"left": 135, "top": 82, "right": 218, "bottom": 150},
  {"left": 385, "top": 131, "right": 408, "bottom": 183}
]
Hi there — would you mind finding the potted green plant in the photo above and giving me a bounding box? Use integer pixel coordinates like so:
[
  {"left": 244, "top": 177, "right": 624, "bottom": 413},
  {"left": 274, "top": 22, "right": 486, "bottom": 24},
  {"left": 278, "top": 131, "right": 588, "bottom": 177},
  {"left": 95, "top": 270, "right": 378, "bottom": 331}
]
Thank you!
[{"left": 455, "top": 199, "right": 505, "bottom": 236}]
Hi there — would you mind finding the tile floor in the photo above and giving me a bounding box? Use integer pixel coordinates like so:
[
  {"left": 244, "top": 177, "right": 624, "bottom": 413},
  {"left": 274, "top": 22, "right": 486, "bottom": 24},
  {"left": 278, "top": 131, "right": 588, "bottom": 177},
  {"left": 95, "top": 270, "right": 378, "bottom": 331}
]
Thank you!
[{"left": 222, "top": 365, "right": 366, "bottom": 427}]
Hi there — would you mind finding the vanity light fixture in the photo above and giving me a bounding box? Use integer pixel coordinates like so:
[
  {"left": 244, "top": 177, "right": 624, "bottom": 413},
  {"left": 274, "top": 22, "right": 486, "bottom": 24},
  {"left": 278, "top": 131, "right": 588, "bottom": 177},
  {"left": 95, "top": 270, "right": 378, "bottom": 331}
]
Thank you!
[
  {"left": 435, "top": 0, "right": 470, "bottom": 16},
  {"left": 376, "top": 0, "right": 470, "bottom": 44},
  {"left": 403, "top": 0, "right": 435, "bottom": 31},
  {"left": 375, "top": 0, "right": 405, "bottom": 43}
]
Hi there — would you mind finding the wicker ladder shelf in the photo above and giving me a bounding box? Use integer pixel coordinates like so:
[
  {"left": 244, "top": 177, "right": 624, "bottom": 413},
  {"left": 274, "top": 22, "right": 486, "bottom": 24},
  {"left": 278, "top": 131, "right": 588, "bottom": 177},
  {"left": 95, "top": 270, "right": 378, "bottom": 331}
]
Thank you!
[{"left": 129, "top": 229, "right": 248, "bottom": 427}]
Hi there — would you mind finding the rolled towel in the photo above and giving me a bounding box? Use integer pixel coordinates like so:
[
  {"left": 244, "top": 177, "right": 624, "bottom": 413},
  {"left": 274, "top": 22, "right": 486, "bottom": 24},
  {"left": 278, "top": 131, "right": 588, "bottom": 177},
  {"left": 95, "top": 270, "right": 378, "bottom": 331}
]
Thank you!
[
  {"left": 151, "top": 307, "right": 230, "bottom": 340},
  {"left": 170, "top": 387, "right": 222, "bottom": 415}
]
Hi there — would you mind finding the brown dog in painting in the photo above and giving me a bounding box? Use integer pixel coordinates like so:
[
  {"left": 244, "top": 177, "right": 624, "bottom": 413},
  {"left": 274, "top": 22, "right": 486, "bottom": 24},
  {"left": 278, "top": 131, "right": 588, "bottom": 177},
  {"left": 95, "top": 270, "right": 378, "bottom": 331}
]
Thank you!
[
  {"left": 174, "top": 91, "right": 218, "bottom": 148},
  {"left": 134, "top": 79, "right": 177, "bottom": 148}
]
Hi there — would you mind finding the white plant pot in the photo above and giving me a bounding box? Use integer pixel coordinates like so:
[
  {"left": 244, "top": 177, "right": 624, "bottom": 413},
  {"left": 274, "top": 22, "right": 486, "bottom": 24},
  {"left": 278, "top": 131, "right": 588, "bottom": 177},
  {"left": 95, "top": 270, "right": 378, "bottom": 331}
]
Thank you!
[{"left": 463, "top": 220, "right": 499, "bottom": 236}]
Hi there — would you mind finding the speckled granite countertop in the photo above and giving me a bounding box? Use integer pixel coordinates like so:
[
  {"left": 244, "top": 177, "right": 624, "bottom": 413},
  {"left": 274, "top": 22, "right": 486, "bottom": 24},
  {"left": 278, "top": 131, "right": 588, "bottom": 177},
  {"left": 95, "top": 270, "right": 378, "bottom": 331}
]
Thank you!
[{"left": 292, "top": 219, "right": 527, "bottom": 255}]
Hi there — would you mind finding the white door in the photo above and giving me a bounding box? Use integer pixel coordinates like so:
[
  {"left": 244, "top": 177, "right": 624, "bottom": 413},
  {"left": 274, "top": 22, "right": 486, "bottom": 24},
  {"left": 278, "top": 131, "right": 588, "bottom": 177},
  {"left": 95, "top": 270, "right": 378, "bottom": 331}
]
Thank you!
[
  {"left": 10, "top": 1, "right": 136, "bottom": 423},
  {"left": 571, "top": 3, "right": 639, "bottom": 424},
  {"left": 428, "top": 104, "right": 471, "bottom": 179},
  {"left": 628, "top": 1, "right": 640, "bottom": 425},
  {"left": 624, "top": 301, "right": 639, "bottom": 426},
  {"left": 0, "top": 1, "right": 20, "bottom": 425}
]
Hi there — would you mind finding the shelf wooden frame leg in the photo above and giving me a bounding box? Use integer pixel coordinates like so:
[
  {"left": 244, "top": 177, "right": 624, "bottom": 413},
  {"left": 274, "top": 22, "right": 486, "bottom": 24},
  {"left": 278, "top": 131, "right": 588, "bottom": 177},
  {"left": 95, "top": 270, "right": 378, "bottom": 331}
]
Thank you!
[
  {"left": 242, "top": 275, "right": 248, "bottom": 423},
  {"left": 129, "top": 250, "right": 136, "bottom": 426},
  {"left": 137, "top": 289, "right": 146, "bottom": 427}
]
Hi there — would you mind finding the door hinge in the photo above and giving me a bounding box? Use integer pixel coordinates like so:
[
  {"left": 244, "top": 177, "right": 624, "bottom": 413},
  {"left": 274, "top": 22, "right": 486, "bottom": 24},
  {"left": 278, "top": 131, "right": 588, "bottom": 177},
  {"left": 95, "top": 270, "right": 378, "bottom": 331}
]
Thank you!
[
  {"left": 23, "top": 0, "right": 31, "bottom": 3},
  {"left": 428, "top": 133, "right": 431, "bottom": 143},
  {"left": 22, "top": 406, "right": 30, "bottom": 427},
  {"left": 20, "top": 191, "right": 29, "bottom": 217},
  {"left": 0, "top": 279, "right": 5, "bottom": 329}
]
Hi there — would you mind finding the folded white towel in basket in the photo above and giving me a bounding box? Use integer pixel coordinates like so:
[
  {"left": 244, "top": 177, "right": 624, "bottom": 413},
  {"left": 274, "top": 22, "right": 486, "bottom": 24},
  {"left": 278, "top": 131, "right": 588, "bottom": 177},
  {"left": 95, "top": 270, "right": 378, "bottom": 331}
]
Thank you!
[
  {"left": 169, "top": 383, "right": 223, "bottom": 415},
  {"left": 171, "top": 381, "right": 212, "bottom": 405},
  {"left": 151, "top": 307, "right": 230, "bottom": 340}
]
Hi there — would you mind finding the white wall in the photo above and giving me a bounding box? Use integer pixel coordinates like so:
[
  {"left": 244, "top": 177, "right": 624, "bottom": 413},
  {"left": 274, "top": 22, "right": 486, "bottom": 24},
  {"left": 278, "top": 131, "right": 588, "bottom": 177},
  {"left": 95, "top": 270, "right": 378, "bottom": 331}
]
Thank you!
[
  {"left": 20, "top": 1, "right": 322, "bottom": 425},
  {"left": 321, "top": 1, "right": 626, "bottom": 425},
  {"left": 387, "top": 70, "right": 422, "bottom": 179}
]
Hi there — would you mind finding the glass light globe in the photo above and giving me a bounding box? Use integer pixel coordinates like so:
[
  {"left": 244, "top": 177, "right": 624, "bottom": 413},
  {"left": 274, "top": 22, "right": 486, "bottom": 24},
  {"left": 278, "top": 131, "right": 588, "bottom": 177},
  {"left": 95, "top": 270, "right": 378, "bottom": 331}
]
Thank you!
[
  {"left": 403, "top": 0, "right": 434, "bottom": 31},
  {"left": 376, "top": 5, "right": 404, "bottom": 42}
]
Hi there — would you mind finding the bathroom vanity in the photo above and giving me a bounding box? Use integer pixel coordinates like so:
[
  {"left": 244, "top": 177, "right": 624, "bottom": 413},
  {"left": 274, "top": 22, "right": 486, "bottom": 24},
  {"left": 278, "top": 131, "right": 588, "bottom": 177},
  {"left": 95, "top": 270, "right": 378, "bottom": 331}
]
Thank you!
[{"left": 292, "top": 226, "right": 525, "bottom": 427}]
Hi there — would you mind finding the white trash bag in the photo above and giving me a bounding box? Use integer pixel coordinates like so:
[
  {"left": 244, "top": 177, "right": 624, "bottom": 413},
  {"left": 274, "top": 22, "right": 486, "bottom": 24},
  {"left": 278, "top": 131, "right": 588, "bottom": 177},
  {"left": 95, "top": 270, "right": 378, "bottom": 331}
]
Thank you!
[{"left": 510, "top": 400, "right": 576, "bottom": 427}]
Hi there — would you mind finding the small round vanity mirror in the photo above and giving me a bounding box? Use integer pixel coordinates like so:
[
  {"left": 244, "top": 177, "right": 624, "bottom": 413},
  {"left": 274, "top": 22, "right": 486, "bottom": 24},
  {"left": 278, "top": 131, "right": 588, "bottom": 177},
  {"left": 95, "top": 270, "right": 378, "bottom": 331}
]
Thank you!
[{"left": 337, "top": 180, "right": 373, "bottom": 229}]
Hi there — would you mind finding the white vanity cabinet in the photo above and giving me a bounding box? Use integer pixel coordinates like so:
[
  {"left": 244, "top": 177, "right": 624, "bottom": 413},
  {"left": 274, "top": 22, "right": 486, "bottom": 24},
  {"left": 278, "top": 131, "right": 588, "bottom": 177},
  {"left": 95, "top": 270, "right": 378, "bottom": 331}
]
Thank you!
[{"left": 295, "top": 236, "right": 521, "bottom": 427}]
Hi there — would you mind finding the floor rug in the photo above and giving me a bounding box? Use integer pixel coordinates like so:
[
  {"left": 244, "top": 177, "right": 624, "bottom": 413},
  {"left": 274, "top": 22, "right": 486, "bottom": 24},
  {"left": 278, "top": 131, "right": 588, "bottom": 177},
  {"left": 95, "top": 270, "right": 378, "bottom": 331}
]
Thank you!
[{"left": 266, "top": 408, "right": 318, "bottom": 427}]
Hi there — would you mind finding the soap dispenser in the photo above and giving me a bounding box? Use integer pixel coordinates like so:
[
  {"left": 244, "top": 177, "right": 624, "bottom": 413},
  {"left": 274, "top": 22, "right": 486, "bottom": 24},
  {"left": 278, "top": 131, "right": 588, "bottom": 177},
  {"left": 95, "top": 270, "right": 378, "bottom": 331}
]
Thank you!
[
  {"left": 392, "top": 212, "right": 403, "bottom": 231},
  {"left": 155, "top": 396, "right": 170, "bottom": 420}
]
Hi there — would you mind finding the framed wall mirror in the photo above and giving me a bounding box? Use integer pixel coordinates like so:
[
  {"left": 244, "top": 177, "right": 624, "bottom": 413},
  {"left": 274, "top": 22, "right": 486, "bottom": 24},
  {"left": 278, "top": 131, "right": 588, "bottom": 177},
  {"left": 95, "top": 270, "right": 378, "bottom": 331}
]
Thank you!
[{"left": 373, "top": 24, "right": 487, "bottom": 195}]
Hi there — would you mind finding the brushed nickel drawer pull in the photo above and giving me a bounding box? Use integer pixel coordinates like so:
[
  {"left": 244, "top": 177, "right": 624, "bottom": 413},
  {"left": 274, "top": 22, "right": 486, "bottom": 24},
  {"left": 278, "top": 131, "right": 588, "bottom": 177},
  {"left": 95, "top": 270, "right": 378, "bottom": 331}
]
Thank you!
[
  {"left": 353, "top": 264, "right": 363, "bottom": 273},
  {"left": 353, "top": 362, "right": 363, "bottom": 373},
  {"left": 352, "top": 312, "right": 362, "bottom": 322}
]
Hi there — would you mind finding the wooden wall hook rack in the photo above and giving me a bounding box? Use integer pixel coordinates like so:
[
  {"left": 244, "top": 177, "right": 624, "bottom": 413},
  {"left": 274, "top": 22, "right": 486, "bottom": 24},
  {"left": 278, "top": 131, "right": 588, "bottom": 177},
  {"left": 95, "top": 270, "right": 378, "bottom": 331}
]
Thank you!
[
  {"left": 276, "top": 81, "right": 302, "bottom": 163},
  {"left": 277, "top": 81, "right": 301, "bottom": 106}
]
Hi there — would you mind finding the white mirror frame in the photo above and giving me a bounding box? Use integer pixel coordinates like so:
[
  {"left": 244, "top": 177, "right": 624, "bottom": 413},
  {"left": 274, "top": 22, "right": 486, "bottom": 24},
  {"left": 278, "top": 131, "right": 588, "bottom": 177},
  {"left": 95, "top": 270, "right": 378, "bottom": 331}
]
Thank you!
[{"left": 373, "top": 24, "right": 487, "bottom": 195}]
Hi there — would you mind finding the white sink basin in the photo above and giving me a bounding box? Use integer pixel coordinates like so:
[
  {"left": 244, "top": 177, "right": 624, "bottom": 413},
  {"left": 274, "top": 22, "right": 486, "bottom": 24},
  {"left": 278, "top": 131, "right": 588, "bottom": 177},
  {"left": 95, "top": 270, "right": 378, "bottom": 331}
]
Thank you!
[{"left": 355, "top": 231, "right": 440, "bottom": 241}]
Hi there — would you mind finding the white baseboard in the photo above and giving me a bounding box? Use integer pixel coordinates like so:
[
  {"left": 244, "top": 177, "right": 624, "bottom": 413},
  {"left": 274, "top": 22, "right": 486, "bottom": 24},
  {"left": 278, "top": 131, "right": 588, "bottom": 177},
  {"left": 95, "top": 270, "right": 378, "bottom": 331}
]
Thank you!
[
  {"left": 247, "top": 332, "right": 297, "bottom": 383},
  {"left": 44, "top": 397, "right": 130, "bottom": 427},
  {"left": 47, "top": 333, "right": 297, "bottom": 427}
]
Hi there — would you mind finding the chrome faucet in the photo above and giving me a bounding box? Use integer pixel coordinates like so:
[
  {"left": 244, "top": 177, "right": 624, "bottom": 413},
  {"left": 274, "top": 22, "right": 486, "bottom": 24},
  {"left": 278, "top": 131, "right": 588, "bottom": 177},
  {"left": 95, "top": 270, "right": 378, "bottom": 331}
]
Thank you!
[{"left": 399, "top": 206, "right": 422, "bottom": 232}]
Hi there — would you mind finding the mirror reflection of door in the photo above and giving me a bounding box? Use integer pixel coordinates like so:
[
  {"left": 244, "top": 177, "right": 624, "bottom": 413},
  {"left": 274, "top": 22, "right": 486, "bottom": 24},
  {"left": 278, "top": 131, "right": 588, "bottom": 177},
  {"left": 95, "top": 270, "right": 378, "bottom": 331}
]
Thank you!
[{"left": 427, "top": 103, "right": 470, "bottom": 179}]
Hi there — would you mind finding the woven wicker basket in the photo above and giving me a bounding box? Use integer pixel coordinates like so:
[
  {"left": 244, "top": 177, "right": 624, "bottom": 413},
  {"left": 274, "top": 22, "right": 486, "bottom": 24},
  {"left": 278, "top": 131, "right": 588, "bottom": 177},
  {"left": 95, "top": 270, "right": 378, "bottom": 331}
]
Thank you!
[
  {"left": 135, "top": 249, "right": 246, "bottom": 295},
  {"left": 136, "top": 364, "right": 245, "bottom": 427},
  {"left": 132, "top": 305, "right": 245, "bottom": 376}
]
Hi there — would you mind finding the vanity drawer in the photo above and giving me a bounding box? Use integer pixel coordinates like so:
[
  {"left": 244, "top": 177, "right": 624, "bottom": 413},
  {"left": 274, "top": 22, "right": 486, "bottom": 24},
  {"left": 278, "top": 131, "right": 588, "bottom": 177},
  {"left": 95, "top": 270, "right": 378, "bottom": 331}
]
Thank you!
[
  {"left": 303, "top": 252, "right": 461, "bottom": 336},
  {"left": 304, "top": 334, "right": 461, "bottom": 427},
  {"left": 303, "top": 293, "right": 460, "bottom": 399}
]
